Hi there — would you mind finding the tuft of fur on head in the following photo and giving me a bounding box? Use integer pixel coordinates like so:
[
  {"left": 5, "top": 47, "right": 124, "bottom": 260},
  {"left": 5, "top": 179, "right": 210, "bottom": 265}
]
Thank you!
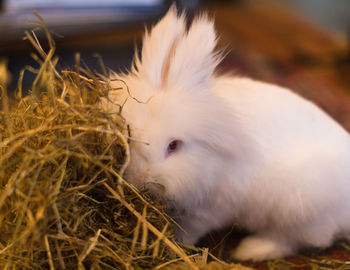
[
  {"left": 130, "top": 6, "right": 222, "bottom": 93},
  {"left": 108, "top": 6, "right": 225, "bottom": 109}
]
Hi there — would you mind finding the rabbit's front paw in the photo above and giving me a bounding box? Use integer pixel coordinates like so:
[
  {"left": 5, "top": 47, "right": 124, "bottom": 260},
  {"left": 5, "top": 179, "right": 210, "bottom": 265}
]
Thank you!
[{"left": 231, "top": 234, "right": 294, "bottom": 261}]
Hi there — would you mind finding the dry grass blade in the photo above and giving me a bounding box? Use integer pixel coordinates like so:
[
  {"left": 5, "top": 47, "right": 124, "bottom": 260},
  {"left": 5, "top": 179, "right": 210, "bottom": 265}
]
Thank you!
[
  {"left": 44, "top": 235, "right": 55, "bottom": 270},
  {"left": 104, "top": 183, "right": 199, "bottom": 270},
  {"left": 78, "top": 229, "right": 101, "bottom": 266}
]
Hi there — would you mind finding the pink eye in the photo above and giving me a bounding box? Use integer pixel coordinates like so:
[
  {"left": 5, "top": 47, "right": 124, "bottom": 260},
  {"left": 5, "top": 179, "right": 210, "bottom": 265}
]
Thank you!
[{"left": 166, "top": 140, "right": 182, "bottom": 157}]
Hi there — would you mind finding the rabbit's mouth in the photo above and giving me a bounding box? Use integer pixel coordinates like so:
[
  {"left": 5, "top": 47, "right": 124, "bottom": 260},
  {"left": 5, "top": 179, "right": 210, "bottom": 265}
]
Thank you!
[{"left": 124, "top": 170, "right": 167, "bottom": 198}]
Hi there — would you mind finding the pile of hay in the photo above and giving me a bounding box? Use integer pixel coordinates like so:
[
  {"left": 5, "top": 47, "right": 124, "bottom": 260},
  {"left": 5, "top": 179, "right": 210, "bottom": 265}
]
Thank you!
[{"left": 0, "top": 17, "right": 250, "bottom": 270}]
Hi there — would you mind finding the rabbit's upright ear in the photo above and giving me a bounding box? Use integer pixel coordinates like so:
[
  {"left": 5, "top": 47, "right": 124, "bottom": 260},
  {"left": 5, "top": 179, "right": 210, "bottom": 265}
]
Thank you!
[
  {"left": 136, "top": 6, "right": 220, "bottom": 90},
  {"left": 165, "top": 13, "right": 221, "bottom": 89},
  {"left": 135, "top": 6, "right": 186, "bottom": 88}
]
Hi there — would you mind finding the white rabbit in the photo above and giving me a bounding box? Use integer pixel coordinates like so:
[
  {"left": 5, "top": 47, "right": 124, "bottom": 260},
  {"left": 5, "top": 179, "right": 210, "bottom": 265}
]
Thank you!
[{"left": 105, "top": 6, "right": 350, "bottom": 261}]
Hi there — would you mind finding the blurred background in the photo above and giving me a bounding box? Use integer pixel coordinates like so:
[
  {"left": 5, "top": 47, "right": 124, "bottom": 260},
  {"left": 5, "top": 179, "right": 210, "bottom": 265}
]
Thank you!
[{"left": 0, "top": 0, "right": 350, "bottom": 128}]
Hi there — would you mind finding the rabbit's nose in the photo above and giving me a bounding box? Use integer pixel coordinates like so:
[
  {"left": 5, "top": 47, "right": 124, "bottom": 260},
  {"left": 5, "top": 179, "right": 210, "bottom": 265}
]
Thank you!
[{"left": 124, "top": 168, "right": 147, "bottom": 190}]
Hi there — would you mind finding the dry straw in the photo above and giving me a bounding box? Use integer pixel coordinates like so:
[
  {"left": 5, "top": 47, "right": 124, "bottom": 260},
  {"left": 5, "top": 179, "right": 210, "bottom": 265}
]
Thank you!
[{"left": 0, "top": 13, "right": 250, "bottom": 270}]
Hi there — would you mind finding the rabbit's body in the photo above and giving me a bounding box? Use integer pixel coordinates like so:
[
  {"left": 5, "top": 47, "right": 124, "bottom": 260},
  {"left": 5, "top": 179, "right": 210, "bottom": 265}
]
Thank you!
[
  {"left": 180, "top": 77, "right": 350, "bottom": 260},
  {"left": 105, "top": 7, "right": 350, "bottom": 261}
]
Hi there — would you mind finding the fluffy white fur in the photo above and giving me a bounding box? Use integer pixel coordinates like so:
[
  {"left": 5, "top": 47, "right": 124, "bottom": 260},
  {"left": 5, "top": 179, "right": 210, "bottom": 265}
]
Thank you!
[{"left": 104, "top": 7, "right": 350, "bottom": 261}]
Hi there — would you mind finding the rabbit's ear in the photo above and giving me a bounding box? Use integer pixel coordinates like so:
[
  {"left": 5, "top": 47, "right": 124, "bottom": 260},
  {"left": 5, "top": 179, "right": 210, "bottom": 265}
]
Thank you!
[
  {"left": 165, "top": 13, "right": 221, "bottom": 89},
  {"left": 134, "top": 5, "right": 186, "bottom": 88},
  {"left": 135, "top": 7, "right": 221, "bottom": 90}
]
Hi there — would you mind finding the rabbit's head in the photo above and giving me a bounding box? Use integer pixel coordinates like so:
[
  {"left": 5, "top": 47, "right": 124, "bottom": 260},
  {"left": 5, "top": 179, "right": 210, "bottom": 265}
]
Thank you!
[{"left": 108, "top": 7, "right": 238, "bottom": 203}]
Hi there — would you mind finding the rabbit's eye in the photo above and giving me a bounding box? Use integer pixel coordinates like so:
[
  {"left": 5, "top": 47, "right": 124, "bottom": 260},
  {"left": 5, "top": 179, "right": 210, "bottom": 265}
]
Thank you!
[{"left": 166, "top": 140, "right": 182, "bottom": 157}]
